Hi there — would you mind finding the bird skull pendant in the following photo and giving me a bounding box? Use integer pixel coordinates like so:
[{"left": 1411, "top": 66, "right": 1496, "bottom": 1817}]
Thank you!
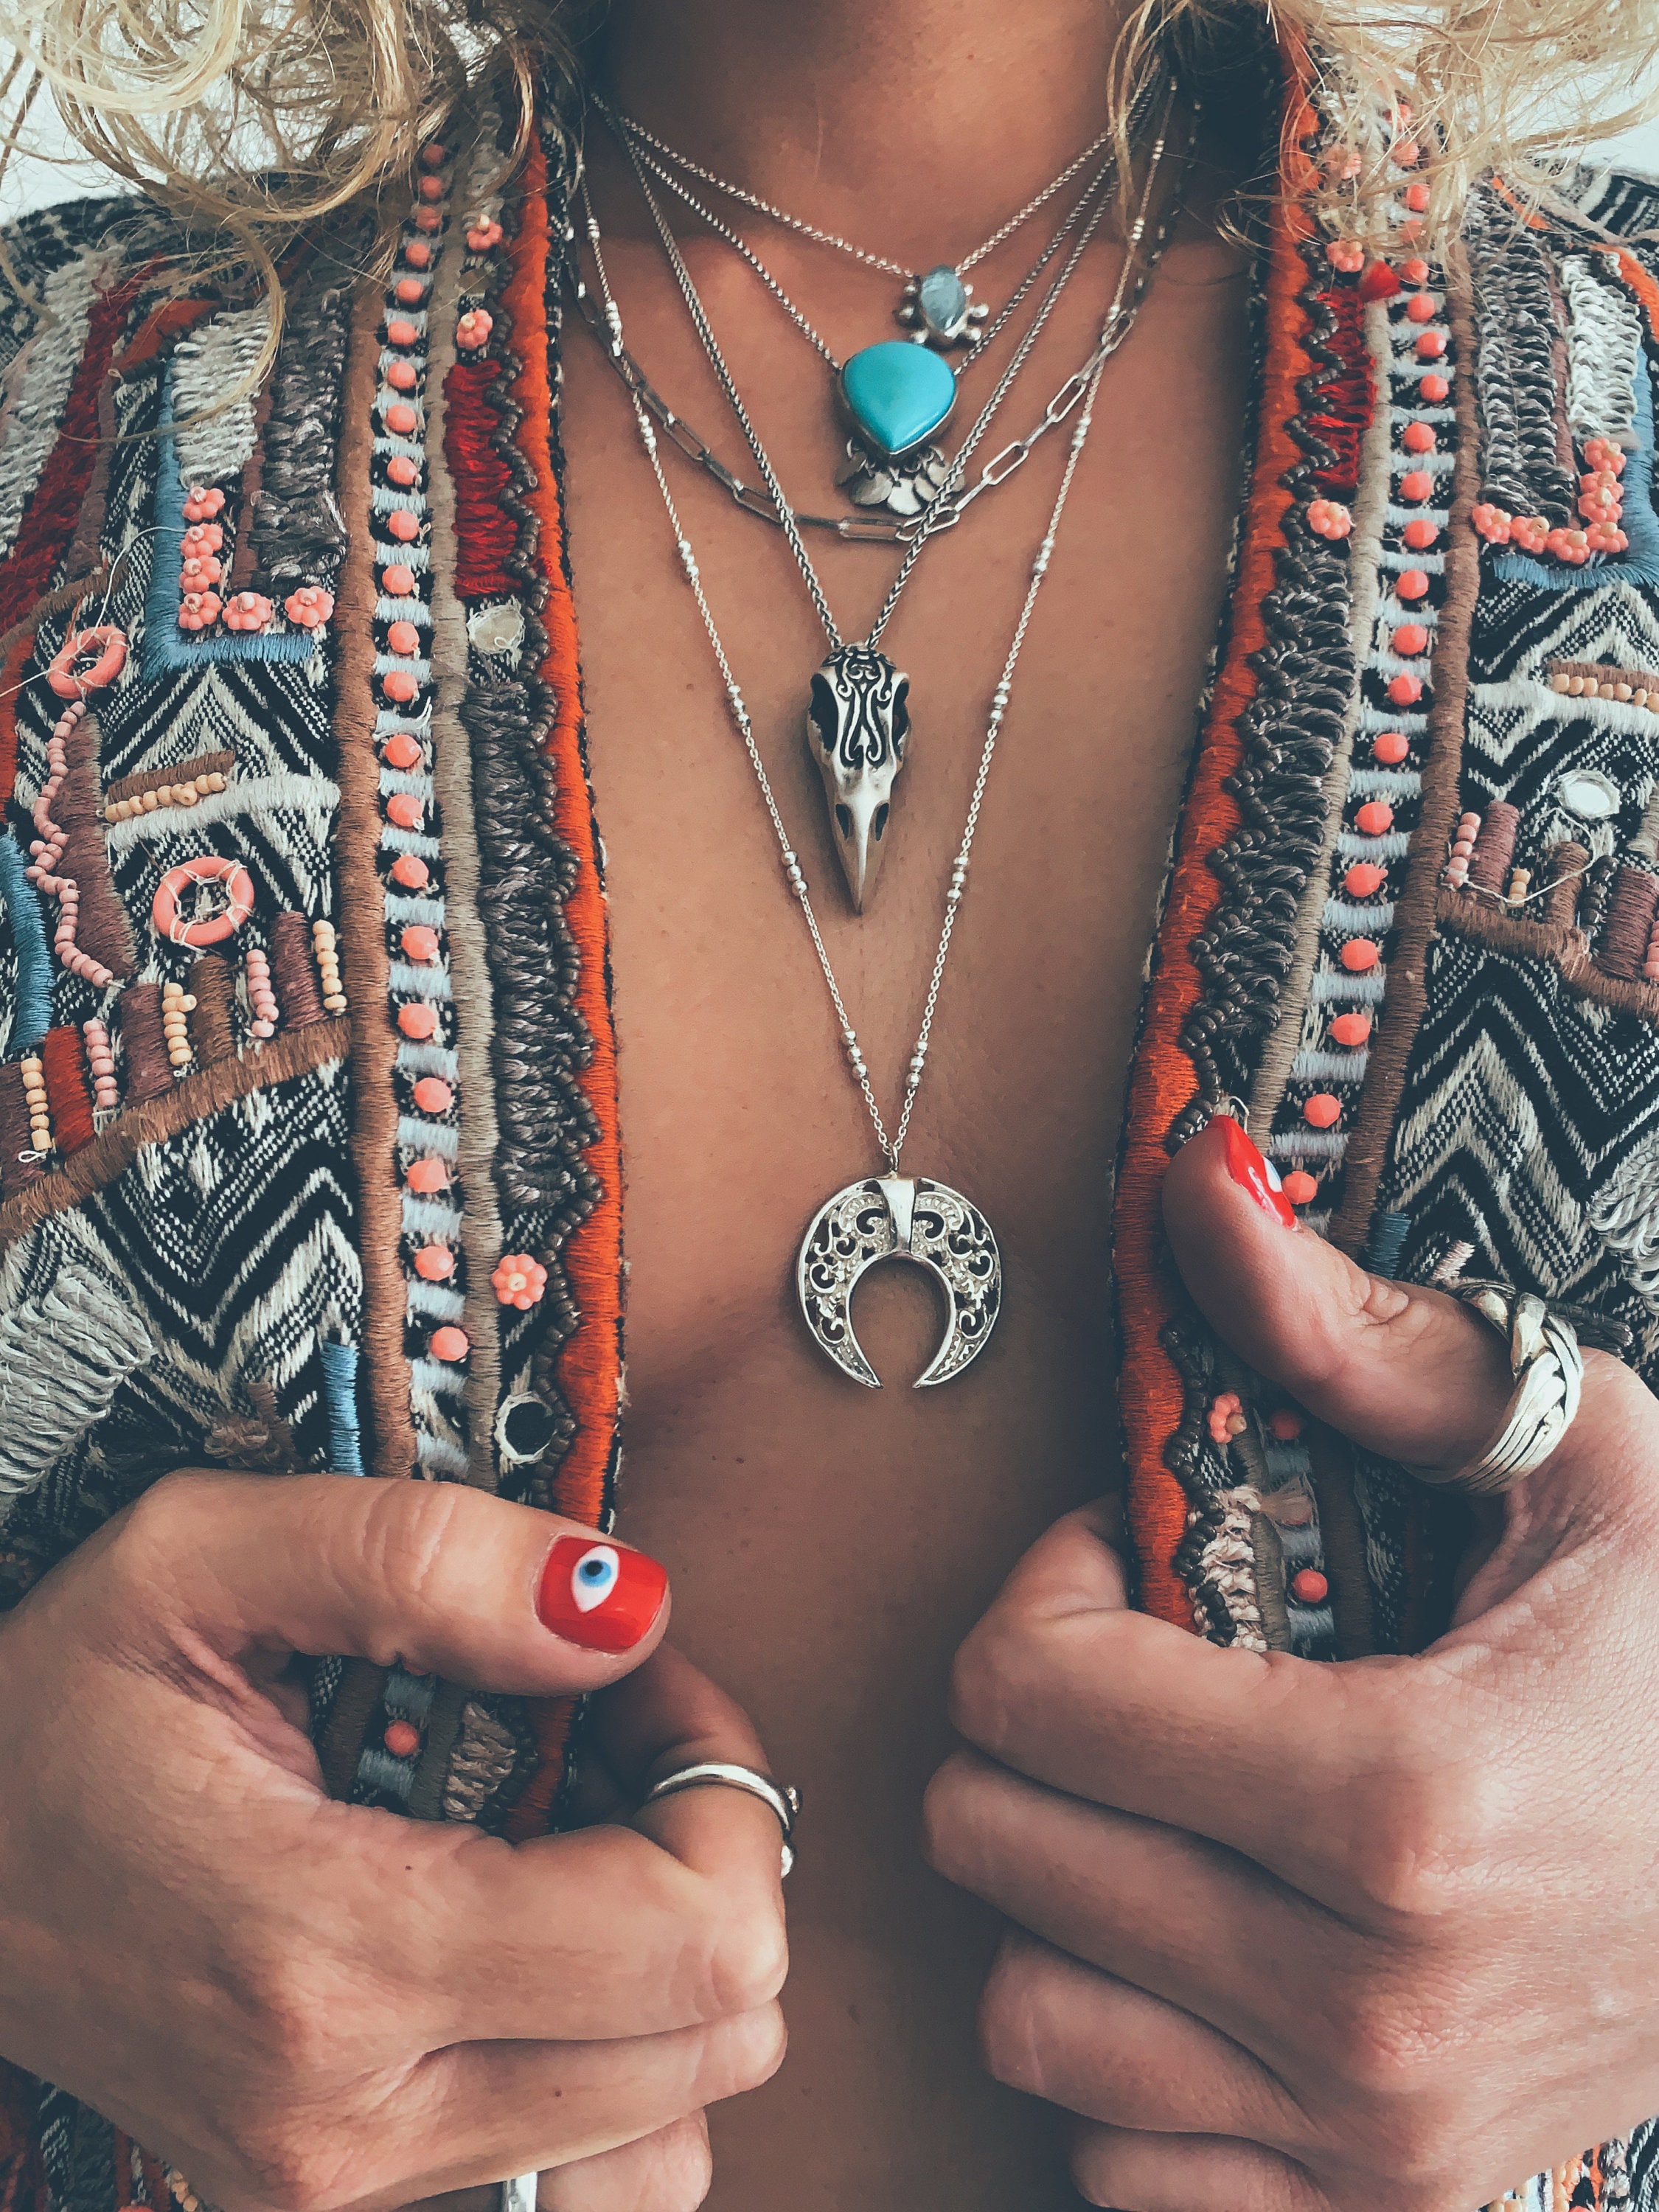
[{"left": 805, "top": 644, "right": 911, "bottom": 914}]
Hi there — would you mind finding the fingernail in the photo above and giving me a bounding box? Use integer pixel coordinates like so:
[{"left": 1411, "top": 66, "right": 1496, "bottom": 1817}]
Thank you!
[
  {"left": 1216, "top": 1116, "right": 1296, "bottom": 1228},
  {"left": 537, "top": 1535, "right": 668, "bottom": 1651}
]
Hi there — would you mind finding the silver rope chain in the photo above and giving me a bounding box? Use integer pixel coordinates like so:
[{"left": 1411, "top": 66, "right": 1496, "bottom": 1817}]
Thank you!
[
  {"left": 582, "top": 100, "right": 1181, "bottom": 1172},
  {"left": 596, "top": 94, "right": 1123, "bottom": 282}
]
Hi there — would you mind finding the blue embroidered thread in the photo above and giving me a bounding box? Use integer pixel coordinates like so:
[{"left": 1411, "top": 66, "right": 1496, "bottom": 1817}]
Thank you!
[
  {"left": 319, "top": 1338, "right": 365, "bottom": 1475},
  {"left": 1494, "top": 360, "right": 1659, "bottom": 590},
  {"left": 0, "top": 833, "right": 53, "bottom": 1051},
  {"left": 1363, "top": 1209, "right": 1413, "bottom": 1279},
  {"left": 140, "top": 371, "right": 317, "bottom": 682}
]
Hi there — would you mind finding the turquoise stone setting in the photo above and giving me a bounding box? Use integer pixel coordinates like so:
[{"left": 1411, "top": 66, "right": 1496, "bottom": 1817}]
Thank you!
[
  {"left": 917, "top": 264, "right": 970, "bottom": 342},
  {"left": 840, "top": 342, "right": 956, "bottom": 458}
]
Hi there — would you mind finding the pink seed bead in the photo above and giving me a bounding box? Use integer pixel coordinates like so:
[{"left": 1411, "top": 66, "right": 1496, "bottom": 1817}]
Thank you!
[
  {"left": 1399, "top": 470, "right": 1433, "bottom": 502},
  {"left": 418, "top": 173, "right": 445, "bottom": 201},
  {"left": 386, "top": 318, "right": 419, "bottom": 347},
  {"left": 420, "top": 142, "right": 446, "bottom": 167},
  {"left": 1388, "top": 672, "right": 1424, "bottom": 706},
  {"left": 406, "top": 1155, "right": 448, "bottom": 1193},
  {"left": 1419, "top": 372, "right": 1450, "bottom": 403},
  {"left": 1345, "top": 862, "right": 1386, "bottom": 897},
  {"left": 1405, "top": 180, "right": 1430, "bottom": 212},
  {"left": 1416, "top": 329, "right": 1447, "bottom": 359},
  {"left": 381, "top": 670, "right": 420, "bottom": 704},
  {"left": 403, "top": 239, "right": 434, "bottom": 268},
  {"left": 1392, "top": 623, "right": 1429, "bottom": 655},
  {"left": 1401, "top": 422, "right": 1436, "bottom": 454},
  {"left": 1405, "top": 295, "right": 1436, "bottom": 324},
  {"left": 1292, "top": 1568, "right": 1329, "bottom": 1604},
  {"left": 385, "top": 359, "right": 418, "bottom": 392},
  {"left": 414, "top": 205, "right": 442, "bottom": 232},
  {"left": 1402, "top": 517, "right": 1439, "bottom": 549},
  {"left": 394, "top": 277, "right": 426, "bottom": 307}
]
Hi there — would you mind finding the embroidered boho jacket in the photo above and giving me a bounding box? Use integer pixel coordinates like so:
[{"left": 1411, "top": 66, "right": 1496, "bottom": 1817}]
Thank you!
[{"left": 1, "top": 48, "right": 1658, "bottom": 2212}]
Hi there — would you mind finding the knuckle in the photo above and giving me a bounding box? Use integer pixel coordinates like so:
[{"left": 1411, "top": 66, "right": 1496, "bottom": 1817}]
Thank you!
[
  {"left": 218, "top": 2116, "right": 350, "bottom": 2212},
  {"left": 919, "top": 1755, "right": 991, "bottom": 1886},
  {"left": 947, "top": 1610, "right": 1030, "bottom": 1753},
  {"left": 975, "top": 1943, "right": 1049, "bottom": 2097},
  {"left": 720, "top": 2001, "right": 787, "bottom": 2096},
  {"left": 705, "top": 1893, "right": 789, "bottom": 2015},
  {"left": 653, "top": 2123, "right": 715, "bottom": 2212},
  {"left": 353, "top": 1475, "right": 471, "bottom": 1615},
  {"left": 111, "top": 1468, "right": 208, "bottom": 1579},
  {"left": 1344, "top": 1759, "right": 1490, "bottom": 1923}
]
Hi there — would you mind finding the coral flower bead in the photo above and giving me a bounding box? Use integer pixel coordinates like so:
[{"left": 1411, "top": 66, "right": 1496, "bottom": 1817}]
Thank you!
[
  {"left": 1399, "top": 470, "right": 1433, "bottom": 502},
  {"left": 1282, "top": 1170, "right": 1320, "bottom": 1207},
  {"left": 1388, "top": 672, "right": 1424, "bottom": 706},
  {"left": 1340, "top": 938, "right": 1381, "bottom": 973},
  {"left": 1303, "top": 1092, "right": 1342, "bottom": 1128},
  {"left": 467, "top": 219, "right": 504, "bottom": 251},
  {"left": 181, "top": 521, "right": 223, "bottom": 554},
  {"left": 1330, "top": 1012, "right": 1373, "bottom": 1046},
  {"left": 224, "top": 591, "right": 273, "bottom": 632},
  {"left": 1307, "top": 498, "right": 1352, "bottom": 540},
  {"left": 1356, "top": 800, "right": 1394, "bottom": 835},
  {"left": 412, "top": 1076, "right": 453, "bottom": 1113},
  {"left": 431, "top": 1326, "right": 470, "bottom": 1362},
  {"left": 284, "top": 585, "right": 335, "bottom": 628},
  {"left": 1326, "top": 239, "right": 1365, "bottom": 274},
  {"left": 491, "top": 1253, "right": 549, "bottom": 1310},
  {"left": 384, "top": 731, "right": 423, "bottom": 768},
  {"left": 178, "top": 592, "right": 222, "bottom": 630},
  {"left": 456, "top": 309, "right": 493, "bottom": 349},
  {"left": 181, "top": 484, "right": 226, "bottom": 521},
  {"left": 1345, "top": 863, "right": 1386, "bottom": 897}
]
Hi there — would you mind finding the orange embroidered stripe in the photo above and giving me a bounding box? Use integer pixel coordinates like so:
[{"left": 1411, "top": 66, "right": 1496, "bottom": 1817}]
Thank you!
[
  {"left": 1111, "top": 49, "right": 1321, "bottom": 1629},
  {"left": 0, "top": 2057, "right": 44, "bottom": 2212},
  {"left": 501, "top": 133, "right": 625, "bottom": 1837}
]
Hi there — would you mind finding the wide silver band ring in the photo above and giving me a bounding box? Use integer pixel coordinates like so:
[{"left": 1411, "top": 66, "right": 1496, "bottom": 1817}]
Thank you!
[
  {"left": 1408, "top": 1285, "right": 1585, "bottom": 1496},
  {"left": 641, "top": 1760, "right": 802, "bottom": 1877}
]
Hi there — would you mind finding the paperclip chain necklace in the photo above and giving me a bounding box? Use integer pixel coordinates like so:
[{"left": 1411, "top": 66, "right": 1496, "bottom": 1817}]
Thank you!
[
  {"left": 582, "top": 114, "right": 1177, "bottom": 1388},
  {"left": 600, "top": 85, "right": 1175, "bottom": 910}
]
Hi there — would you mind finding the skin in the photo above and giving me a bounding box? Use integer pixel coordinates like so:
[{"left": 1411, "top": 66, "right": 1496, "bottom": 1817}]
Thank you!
[
  {"left": 924, "top": 1117, "right": 1659, "bottom": 2208},
  {"left": 565, "top": 1, "right": 1252, "bottom": 2202}
]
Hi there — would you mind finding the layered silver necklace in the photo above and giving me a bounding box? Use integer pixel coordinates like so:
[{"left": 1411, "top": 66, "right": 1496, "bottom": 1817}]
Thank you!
[
  {"left": 597, "top": 92, "right": 1175, "bottom": 911},
  {"left": 579, "top": 97, "right": 1180, "bottom": 1386}
]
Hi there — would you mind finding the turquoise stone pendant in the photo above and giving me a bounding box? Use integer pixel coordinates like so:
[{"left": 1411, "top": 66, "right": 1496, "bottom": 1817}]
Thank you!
[{"left": 839, "top": 341, "right": 957, "bottom": 458}]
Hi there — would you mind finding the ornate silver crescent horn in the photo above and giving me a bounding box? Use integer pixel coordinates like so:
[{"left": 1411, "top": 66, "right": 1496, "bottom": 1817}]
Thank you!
[{"left": 795, "top": 1174, "right": 1002, "bottom": 1388}]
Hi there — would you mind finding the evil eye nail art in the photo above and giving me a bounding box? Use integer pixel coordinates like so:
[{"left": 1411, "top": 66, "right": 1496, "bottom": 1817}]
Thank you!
[{"left": 537, "top": 1534, "right": 669, "bottom": 1651}]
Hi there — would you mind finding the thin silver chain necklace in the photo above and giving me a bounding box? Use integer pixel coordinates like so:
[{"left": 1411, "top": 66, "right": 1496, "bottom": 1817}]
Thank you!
[
  {"left": 585, "top": 83, "right": 1177, "bottom": 910},
  {"left": 580, "top": 119, "right": 1177, "bottom": 1388}
]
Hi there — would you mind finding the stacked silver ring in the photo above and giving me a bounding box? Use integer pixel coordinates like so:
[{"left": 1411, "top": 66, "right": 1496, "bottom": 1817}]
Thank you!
[
  {"left": 641, "top": 1760, "right": 802, "bottom": 1877},
  {"left": 1412, "top": 1285, "right": 1585, "bottom": 1495}
]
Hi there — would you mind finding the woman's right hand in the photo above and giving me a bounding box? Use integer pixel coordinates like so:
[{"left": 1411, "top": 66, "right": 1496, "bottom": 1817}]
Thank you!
[{"left": 0, "top": 1471, "right": 789, "bottom": 2212}]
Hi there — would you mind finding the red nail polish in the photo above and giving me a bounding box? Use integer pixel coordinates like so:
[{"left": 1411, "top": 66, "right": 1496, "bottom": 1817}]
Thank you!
[
  {"left": 537, "top": 1535, "right": 668, "bottom": 1652},
  {"left": 1216, "top": 1116, "right": 1296, "bottom": 1228}
]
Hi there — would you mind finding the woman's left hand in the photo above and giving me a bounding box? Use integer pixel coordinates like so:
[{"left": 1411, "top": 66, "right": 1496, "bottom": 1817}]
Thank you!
[{"left": 924, "top": 1114, "right": 1659, "bottom": 2212}]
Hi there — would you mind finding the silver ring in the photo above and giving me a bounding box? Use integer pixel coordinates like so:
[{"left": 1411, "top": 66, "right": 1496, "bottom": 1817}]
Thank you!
[
  {"left": 640, "top": 1760, "right": 801, "bottom": 1877},
  {"left": 499, "top": 2174, "right": 537, "bottom": 2212},
  {"left": 1408, "top": 1285, "right": 1585, "bottom": 1495}
]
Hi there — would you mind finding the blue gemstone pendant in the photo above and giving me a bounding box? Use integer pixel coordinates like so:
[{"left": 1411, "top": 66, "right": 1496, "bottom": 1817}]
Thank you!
[{"left": 840, "top": 341, "right": 957, "bottom": 458}]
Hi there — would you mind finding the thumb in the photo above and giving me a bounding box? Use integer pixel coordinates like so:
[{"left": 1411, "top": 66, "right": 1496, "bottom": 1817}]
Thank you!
[
  {"left": 1161, "top": 1115, "right": 1518, "bottom": 1475},
  {"left": 90, "top": 1469, "right": 669, "bottom": 1696}
]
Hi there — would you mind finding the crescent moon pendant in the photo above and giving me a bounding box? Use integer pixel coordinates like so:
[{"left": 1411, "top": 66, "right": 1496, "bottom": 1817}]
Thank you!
[{"left": 796, "top": 1173, "right": 1002, "bottom": 1388}]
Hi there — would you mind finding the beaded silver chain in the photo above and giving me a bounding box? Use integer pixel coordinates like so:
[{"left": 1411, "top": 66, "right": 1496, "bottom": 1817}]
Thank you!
[
  {"left": 584, "top": 170, "right": 1162, "bottom": 1172},
  {"left": 597, "top": 95, "right": 1122, "bottom": 283}
]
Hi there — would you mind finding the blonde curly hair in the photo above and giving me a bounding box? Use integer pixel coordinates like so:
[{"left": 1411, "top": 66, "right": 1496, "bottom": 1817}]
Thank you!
[{"left": 1, "top": 0, "right": 1656, "bottom": 321}]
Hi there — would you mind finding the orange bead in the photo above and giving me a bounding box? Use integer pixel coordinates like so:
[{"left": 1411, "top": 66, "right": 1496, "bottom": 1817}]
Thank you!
[
  {"left": 414, "top": 205, "right": 442, "bottom": 232},
  {"left": 1303, "top": 1092, "right": 1342, "bottom": 1129},
  {"left": 403, "top": 239, "right": 434, "bottom": 268},
  {"left": 402, "top": 924, "right": 441, "bottom": 962},
  {"left": 386, "top": 317, "right": 419, "bottom": 347},
  {"left": 1340, "top": 937, "right": 1380, "bottom": 973},
  {"left": 412, "top": 1245, "right": 455, "bottom": 1281},
  {"left": 1405, "top": 180, "right": 1431, "bottom": 212},
  {"left": 381, "top": 669, "right": 419, "bottom": 703},
  {"left": 1401, "top": 421, "right": 1436, "bottom": 453},
  {"left": 1267, "top": 1407, "right": 1303, "bottom": 1441},
  {"left": 1399, "top": 469, "right": 1433, "bottom": 502},
  {"left": 1402, "top": 517, "right": 1439, "bottom": 549},
  {"left": 1405, "top": 294, "right": 1436, "bottom": 324},
  {"left": 383, "top": 731, "right": 423, "bottom": 768},
  {"left": 1355, "top": 800, "right": 1394, "bottom": 834},
  {"left": 1344, "top": 863, "right": 1385, "bottom": 897},
  {"left": 1291, "top": 1568, "right": 1329, "bottom": 1604},
  {"left": 1396, "top": 568, "right": 1429, "bottom": 600},
  {"left": 384, "top": 401, "right": 418, "bottom": 434},
  {"left": 412, "top": 1076, "right": 453, "bottom": 1113},
  {"left": 1419, "top": 372, "right": 1450, "bottom": 403},
  {"left": 1330, "top": 1012, "right": 1372, "bottom": 1047},
  {"left": 420, "top": 141, "right": 447, "bottom": 167},
  {"left": 387, "top": 454, "right": 420, "bottom": 487},
  {"left": 430, "top": 1325, "right": 470, "bottom": 1361},
  {"left": 1392, "top": 623, "right": 1428, "bottom": 655},
  {"left": 1282, "top": 1170, "right": 1320, "bottom": 1207},
  {"left": 383, "top": 1719, "right": 422, "bottom": 1758},
  {"left": 386, "top": 619, "right": 422, "bottom": 655},
  {"left": 418, "top": 173, "right": 445, "bottom": 201},
  {"left": 394, "top": 277, "right": 426, "bottom": 307},
  {"left": 382, "top": 564, "right": 417, "bottom": 595},
  {"left": 1399, "top": 257, "right": 1430, "bottom": 285},
  {"left": 406, "top": 1155, "right": 448, "bottom": 1192},
  {"left": 391, "top": 853, "right": 430, "bottom": 888},
  {"left": 1388, "top": 672, "right": 1423, "bottom": 706},
  {"left": 1372, "top": 731, "right": 1410, "bottom": 765},
  {"left": 387, "top": 509, "right": 420, "bottom": 541},
  {"left": 397, "top": 1001, "right": 438, "bottom": 1039},
  {"left": 1415, "top": 329, "right": 1447, "bottom": 358},
  {"left": 386, "top": 793, "right": 424, "bottom": 830},
  {"left": 385, "top": 358, "right": 418, "bottom": 392}
]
